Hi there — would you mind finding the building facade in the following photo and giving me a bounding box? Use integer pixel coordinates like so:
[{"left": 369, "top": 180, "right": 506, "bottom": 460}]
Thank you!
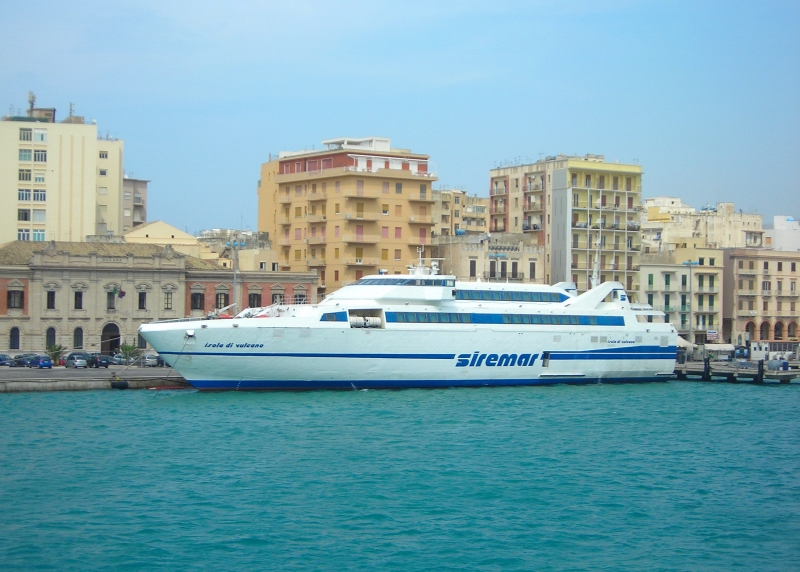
[
  {"left": 0, "top": 241, "right": 317, "bottom": 354},
  {"left": 641, "top": 199, "right": 763, "bottom": 253},
  {"left": 257, "top": 137, "right": 438, "bottom": 296},
  {"left": 433, "top": 233, "right": 544, "bottom": 283},
  {"left": 433, "top": 189, "right": 488, "bottom": 236},
  {"left": 489, "top": 154, "right": 643, "bottom": 293},
  {"left": 1, "top": 99, "right": 145, "bottom": 244},
  {"left": 764, "top": 216, "right": 800, "bottom": 252},
  {"left": 722, "top": 249, "right": 799, "bottom": 347},
  {"left": 639, "top": 248, "right": 725, "bottom": 345}
]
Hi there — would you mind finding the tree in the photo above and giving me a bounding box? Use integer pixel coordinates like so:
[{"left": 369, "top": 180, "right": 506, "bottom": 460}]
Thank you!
[
  {"left": 119, "top": 344, "right": 140, "bottom": 365},
  {"left": 46, "top": 344, "right": 65, "bottom": 364}
]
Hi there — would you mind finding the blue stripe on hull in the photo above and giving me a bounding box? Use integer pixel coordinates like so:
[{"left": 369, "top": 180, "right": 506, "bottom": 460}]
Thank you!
[{"left": 186, "top": 376, "right": 670, "bottom": 391}]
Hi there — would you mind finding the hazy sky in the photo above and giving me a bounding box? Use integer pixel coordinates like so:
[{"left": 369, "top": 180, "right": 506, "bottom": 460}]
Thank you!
[{"left": 2, "top": 0, "right": 798, "bottom": 233}]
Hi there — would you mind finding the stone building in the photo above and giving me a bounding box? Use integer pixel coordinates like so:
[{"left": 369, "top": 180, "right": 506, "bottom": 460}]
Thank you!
[
  {"left": 433, "top": 233, "right": 545, "bottom": 283},
  {"left": 0, "top": 241, "right": 317, "bottom": 354}
]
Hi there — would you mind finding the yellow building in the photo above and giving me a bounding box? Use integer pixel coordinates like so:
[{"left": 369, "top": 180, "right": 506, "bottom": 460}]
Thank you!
[
  {"left": 1, "top": 97, "right": 140, "bottom": 244},
  {"left": 489, "top": 154, "right": 643, "bottom": 293},
  {"left": 434, "top": 189, "right": 488, "bottom": 236},
  {"left": 257, "top": 137, "right": 438, "bottom": 296}
]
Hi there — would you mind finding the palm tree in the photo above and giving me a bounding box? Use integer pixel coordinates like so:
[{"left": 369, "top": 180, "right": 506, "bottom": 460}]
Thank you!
[
  {"left": 46, "top": 344, "right": 65, "bottom": 365},
  {"left": 119, "top": 343, "right": 140, "bottom": 365}
]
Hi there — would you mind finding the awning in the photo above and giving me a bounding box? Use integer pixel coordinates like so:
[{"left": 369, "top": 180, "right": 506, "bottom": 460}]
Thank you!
[
  {"left": 704, "top": 343, "right": 735, "bottom": 352},
  {"left": 676, "top": 336, "right": 694, "bottom": 348}
]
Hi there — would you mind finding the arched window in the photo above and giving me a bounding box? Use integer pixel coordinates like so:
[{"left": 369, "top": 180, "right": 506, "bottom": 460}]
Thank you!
[
  {"left": 74, "top": 327, "right": 84, "bottom": 349},
  {"left": 9, "top": 327, "right": 20, "bottom": 350},
  {"left": 46, "top": 327, "right": 56, "bottom": 348},
  {"left": 789, "top": 322, "right": 797, "bottom": 338},
  {"left": 760, "top": 322, "right": 770, "bottom": 341},
  {"left": 774, "top": 322, "right": 784, "bottom": 341}
]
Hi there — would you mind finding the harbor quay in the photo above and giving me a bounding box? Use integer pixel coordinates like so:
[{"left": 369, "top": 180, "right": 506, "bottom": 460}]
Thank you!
[{"left": 0, "top": 365, "right": 190, "bottom": 393}]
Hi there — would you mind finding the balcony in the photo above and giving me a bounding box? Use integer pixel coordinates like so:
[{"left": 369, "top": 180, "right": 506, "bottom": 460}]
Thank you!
[
  {"left": 408, "top": 216, "right": 434, "bottom": 224},
  {"left": 307, "top": 258, "right": 327, "bottom": 267},
  {"left": 343, "top": 258, "right": 379, "bottom": 266},
  {"left": 307, "top": 191, "right": 327, "bottom": 201},
  {"left": 694, "top": 307, "right": 717, "bottom": 314},
  {"left": 762, "top": 290, "right": 772, "bottom": 297},
  {"left": 738, "top": 290, "right": 757, "bottom": 296},
  {"left": 407, "top": 193, "right": 435, "bottom": 203},
  {"left": 307, "top": 214, "right": 327, "bottom": 223},
  {"left": 490, "top": 187, "right": 508, "bottom": 196},
  {"left": 523, "top": 203, "right": 543, "bottom": 213},
  {"left": 490, "top": 205, "right": 507, "bottom": 215},
  {"left": 522, "top": 223, "right": 542, "bottom": 232},
  {"left": 407, "top": 237, "right": 430, "bottom": 246},
  {"left": 775, "top": 290, "right": 796, "bottom": 297},
  {"left": 343, "top": 189, "right": 380, "bottom": 199},
  {"left": 695, "top": 286, "right": 719, "bottom": 293},
  {"left": 278, "top": 217, "right": 291, "bottom": 226},
  {"left": 343, "top": 234, "right": 379, "bottom": 244},
  {"left": 737, "top": 269, "right": 757, "bottom": 276},
  {"left": 628, "top": 244, "right": 641, "bottom": 251},
  {"left": 278, "top": 238, "right": 292, "bottom": 246},
  {"left": 307, "top": 236, "right": 327, "bottom": 245},
  {"left": 482, "top": 272, "right": 526, "bottom": 282},
  {"left": 278, "top": 195, "right": 292, "bottom": 204},
  {"left": 738, "top": 310, "right": 759, "bottom": 317},
  {"left": 344, "top": 212, "right": 380, "bottom": 222}
]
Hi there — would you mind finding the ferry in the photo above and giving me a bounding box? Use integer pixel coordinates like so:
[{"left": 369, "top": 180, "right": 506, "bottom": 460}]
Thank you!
[{"left": 138, "top": 258, "right": 678, "bottom": 391}]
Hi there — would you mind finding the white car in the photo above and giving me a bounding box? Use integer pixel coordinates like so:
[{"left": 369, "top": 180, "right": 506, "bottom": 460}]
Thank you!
[
  {"left": 141, "top": 354, "right": 159, "bottom": 367},
  {"left": 72, "top": 356, "right": 88, "bottom": 368}
]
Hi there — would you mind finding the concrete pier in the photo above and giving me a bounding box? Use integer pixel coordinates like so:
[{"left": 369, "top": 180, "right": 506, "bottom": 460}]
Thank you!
[
  {"left": 0, "top": 367, "right": 191, "bottom": 393},
  {"left": 674, "top": 360, "right": 800, "bottom": 384}
]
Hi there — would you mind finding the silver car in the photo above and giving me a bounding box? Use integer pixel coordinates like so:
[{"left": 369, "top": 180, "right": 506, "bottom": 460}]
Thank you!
[{"left": 71, "top": 356, "right": 88, "bottom": 368}]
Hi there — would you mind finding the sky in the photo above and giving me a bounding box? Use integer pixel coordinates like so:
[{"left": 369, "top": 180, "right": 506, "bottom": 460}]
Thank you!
[{"left": 2, "top": 0, "right": 798, "bottom": 234}]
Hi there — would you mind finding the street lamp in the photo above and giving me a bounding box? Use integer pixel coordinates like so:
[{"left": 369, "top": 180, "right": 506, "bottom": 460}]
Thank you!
[
  {"left": 226, "top": 238, "right": 243, "bottom": 312},
  {"left": 682, "top": 260, "right": 699, "bottom": 346}
]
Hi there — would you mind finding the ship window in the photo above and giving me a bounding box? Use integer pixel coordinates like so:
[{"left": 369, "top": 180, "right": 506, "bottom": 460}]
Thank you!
[
  {"left": 531, "top": 292, "right": 541, "bottom": 302},
  {"left": 481, "top": 291, "right": 492, "bottom": 301},
  {"left": 470, "top": 291, "right": 481, "bottom": 300},
  {"left": 460, "top": 314, "right": 471, "bottom": 323},
  {"left": 417, "top": 313, "right": 428, "bottom": 323},
  {"left": 589, "top": 316, "right": 598, "bottom": 325},
  {"left": 521, "top": 292, "right": 532, "bottom": 302},
  {"left": 511, "top": 315, "right": 522, "bottom": 324},
  {"left": 532, "top": 315, "right": 542, "bottom": 324},
  {"left": 560, "top": 316, "right": 570, "bottom": 325},
  {"left": 569, "top": 316, "right": 579, "bottom": 325},
  {"left": 521, "top": 315, "right": 531, "bottom": 324},
  {"left": 407, "top": 313, "right": 417, "bottom": 323},
  {"left": 439, "top": 314, "right": 449, "bottom": 323},
  {"left": 512, "top": 292, "right": 522, "bottom": 301},
  {"left": 428, "top": 313, "right": 439, "bottom": 323},
  {"left": 502, "top": 315, "right": 512, "bottom": 324},
  {"left": 493, "top": 291, "right": 502, "bottom": 301}
]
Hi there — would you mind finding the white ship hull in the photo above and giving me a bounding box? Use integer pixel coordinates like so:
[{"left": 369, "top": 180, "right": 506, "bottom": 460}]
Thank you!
[{"left": 140, "top": 274, "right": 677, "bottom": 391}]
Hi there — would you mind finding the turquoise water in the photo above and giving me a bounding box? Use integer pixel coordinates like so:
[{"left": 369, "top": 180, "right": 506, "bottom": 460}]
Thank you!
[{"left": 1, "top": 382, "right": 798, "bottom": 571}]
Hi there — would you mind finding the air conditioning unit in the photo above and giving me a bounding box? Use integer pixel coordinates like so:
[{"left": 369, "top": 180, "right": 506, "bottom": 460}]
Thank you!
[
  {"left": 345, "top": 213, "right": 351, "bottom": 220},
  {"left": 410, "top": 216, "right": 415, "bottom": 222}
]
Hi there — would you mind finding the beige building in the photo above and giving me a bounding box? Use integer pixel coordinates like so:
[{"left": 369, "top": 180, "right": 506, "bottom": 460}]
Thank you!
[
  {"left": 0, "top": 241, "right": 317, "bottom": 354},
  {"left": 122, "top": 177, "right": 148, "bottom": 230},
  {"left": 1, "top": 98, "right": 144, "bottom": 244},
  {"left": 123, "top": 221, "right": 201, "bottom": 257},
  {"left": 489, "top": 154, "right": 643, "bottom": 293},
  {"left": 639, "top": 247, "right": 724, "bottom": 345},
  {"left": 433, "top": 233, "right": 544, "bottom": 283},
  {"left": 257, "top": 137, "right": 438, "bottom": 296},
  {"left": 722, "top": 249, "right": 799, "bottom": 347},
  {"left": 641, "top": 199, "right": 763, "bottom": 253},
  {"left": 433, "top": 189, "right": 488, "bottom": 236}
]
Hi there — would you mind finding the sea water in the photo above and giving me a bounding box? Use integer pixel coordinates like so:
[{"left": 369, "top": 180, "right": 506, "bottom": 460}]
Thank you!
[{"left": 1, "top": 382, "right": 798, "bottom": 571}]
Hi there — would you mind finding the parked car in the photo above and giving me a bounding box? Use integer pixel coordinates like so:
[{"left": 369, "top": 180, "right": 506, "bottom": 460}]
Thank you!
[
  {"left": 64, "top": 352, "right": 90, "bottom": 368},
  {"left": 11, "top": 353, "right": 37, "bottom": 367},
  {"left": 112, "top": 353, "right": 134, "bottom": 365},
  {"left": 27, "top": 355, "right": 53, "bottom": 369},
  {"left": 0, "top": 354, "right": 12, "bottom": 366},
  {"left": 86, "top": 353, "right": 112, "bottom": 368},
  {"left": 141, "top": 353, "right": 160, "bottom": 367}
]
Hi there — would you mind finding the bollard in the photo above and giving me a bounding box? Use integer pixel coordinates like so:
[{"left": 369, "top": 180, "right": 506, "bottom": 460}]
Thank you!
[
  {"left": 756, "top": 360, "right": 764, "bottom": 383},
  {"left": 702, "top": 357, "right": 711, "bottom": 381}
]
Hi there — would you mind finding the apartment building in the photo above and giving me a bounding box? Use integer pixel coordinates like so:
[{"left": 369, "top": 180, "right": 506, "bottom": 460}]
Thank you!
[
  {"left": 641, "top": 199, "right": 763, "bottom": 252},
  {"left": 639, "top": 248, "right": 724, "bottom": 345},
  {"left": 722, "top": 249, "right": 799, "bottom": 347},
  {"left": 257, "top": 137, "right": 438, "bottom": 295},
  {"left": 433, "top": 189, "right": 488, "bottom": 236},
  {"left": 764, "top": 216, "right": 800, "bottom": 252},
  {"left": 489, "top": 154, "right": 643, "bottom": 292},
  {"left": 0, "top": 98, "right": 144, "bottom": 243}
]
